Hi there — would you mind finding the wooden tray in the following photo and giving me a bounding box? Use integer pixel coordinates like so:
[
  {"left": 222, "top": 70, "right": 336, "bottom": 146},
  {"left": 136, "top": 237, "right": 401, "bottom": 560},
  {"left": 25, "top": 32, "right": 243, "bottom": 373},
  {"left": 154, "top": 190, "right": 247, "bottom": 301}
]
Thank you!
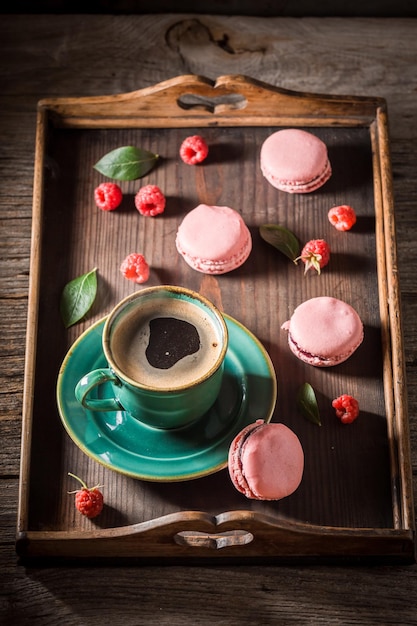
[{"left": 17, "top": 75, "right": 415, "bottom": 563}]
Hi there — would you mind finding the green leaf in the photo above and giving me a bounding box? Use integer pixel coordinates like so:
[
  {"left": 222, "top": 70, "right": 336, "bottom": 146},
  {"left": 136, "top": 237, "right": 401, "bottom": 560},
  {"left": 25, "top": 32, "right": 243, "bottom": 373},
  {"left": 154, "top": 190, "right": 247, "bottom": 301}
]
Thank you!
[
  {"left": 60, "top": 268, "right": 98, "bottom": 328},
  {"left": 93, "top": 146, "right": 159, "bottom": 181},
  {"left": 259, "top": 224, "right": 300, "bottom": 261},
  {"left": 296, "top": 382, "right": 321, "bottom": 426}
]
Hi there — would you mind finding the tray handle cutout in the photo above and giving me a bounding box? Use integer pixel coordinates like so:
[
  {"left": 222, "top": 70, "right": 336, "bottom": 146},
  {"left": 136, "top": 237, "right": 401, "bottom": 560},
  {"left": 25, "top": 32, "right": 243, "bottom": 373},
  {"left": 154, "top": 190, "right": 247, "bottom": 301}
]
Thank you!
[
  {"left": 177, "top": 92, "right": 247, "bottom": 113},
  {"left": 174, "top": 529, "right": 254, "bottom": 550}
]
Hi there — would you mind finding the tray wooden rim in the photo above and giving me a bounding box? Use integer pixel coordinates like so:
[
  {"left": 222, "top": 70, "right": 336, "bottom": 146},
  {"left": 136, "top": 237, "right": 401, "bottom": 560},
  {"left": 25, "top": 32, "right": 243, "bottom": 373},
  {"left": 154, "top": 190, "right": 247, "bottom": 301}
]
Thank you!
[{"left": 18, "top": 74, "right": 415, "bottom": 563}]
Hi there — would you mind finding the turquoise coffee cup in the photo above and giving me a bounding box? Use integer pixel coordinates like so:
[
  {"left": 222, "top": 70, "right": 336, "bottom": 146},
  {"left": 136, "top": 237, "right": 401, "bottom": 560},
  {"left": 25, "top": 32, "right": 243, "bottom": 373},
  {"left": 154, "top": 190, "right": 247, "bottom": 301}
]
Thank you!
[{"left": 75, "top": 285, "right": 228, "bottom": 429}]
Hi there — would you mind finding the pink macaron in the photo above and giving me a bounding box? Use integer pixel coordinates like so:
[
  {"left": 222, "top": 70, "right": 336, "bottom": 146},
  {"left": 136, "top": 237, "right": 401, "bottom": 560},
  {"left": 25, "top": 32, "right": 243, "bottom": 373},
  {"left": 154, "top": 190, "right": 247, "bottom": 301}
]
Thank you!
[
  {"left": 228, "top": 420, "right": 304, "bottom": 500},
  {"left": 175, "top": 204, "right": 252, "bottom": 274},
  {"left": 281, "top": 296, "right": 364, "bottom": 367},
  {"left": 260, "top": 129, "right": 332, "bottom": 193}
]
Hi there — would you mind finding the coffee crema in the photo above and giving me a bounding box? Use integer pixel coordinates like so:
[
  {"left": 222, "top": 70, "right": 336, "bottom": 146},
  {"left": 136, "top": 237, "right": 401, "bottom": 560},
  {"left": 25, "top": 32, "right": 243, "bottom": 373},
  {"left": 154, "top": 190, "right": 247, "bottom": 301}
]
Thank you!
[{"left": 110, "top": 297, "right": 223, "bottom": 389}]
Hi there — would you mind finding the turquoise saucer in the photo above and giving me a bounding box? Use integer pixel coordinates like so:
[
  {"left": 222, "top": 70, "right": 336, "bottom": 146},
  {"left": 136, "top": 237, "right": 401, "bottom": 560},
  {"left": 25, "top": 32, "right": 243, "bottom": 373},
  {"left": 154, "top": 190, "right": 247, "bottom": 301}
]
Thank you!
[{"left": 57, "top": 314, "right": 277, "bottom": 482}]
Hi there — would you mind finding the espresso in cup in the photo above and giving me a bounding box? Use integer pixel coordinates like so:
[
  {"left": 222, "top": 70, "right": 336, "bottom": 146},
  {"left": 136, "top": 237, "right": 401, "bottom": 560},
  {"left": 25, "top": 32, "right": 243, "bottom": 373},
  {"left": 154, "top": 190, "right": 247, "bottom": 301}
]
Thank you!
[
  {"left": 75, "top": 286, "right": 228, "bottom": 429},
  {"left": 110, "top": 295, "right": 223, "bottom": 389}
]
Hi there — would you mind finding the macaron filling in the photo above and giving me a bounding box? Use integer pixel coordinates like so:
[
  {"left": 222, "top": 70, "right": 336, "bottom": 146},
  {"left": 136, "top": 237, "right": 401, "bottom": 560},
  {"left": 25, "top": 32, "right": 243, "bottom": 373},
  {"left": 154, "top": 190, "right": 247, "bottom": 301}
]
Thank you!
[
  {"left": 178, "top": 235, "right": 252, "bottom": 274},
  {"left": 268, "top": 158, "right": 331, "bottom": 193},
  {"left": 286, "top": 331, "right": 360, "bottom": 366},
  {"left": 230, "top": 421, "right": 265, "bottom": 497}
]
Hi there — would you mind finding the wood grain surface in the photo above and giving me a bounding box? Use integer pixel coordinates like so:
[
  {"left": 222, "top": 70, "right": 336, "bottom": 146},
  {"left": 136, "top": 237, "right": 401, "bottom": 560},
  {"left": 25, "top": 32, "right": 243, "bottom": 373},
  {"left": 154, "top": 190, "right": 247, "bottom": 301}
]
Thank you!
[{"left": 1, "top": 13, "right": 417, "bottom": 625}]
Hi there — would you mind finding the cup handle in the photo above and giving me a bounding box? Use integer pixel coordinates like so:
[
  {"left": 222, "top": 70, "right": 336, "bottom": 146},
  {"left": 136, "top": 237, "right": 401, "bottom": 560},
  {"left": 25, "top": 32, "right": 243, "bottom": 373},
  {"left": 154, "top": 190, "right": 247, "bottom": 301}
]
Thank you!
[{"left": 75, "top": 368, "right": 124, "bottom": 412}]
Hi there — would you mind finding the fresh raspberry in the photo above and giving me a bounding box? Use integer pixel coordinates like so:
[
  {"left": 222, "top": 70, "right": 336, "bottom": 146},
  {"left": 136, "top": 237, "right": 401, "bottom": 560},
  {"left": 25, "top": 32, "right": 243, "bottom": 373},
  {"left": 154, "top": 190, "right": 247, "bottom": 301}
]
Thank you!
[
  {"left": 68, "top": 473, "right": 104, "bottom": 519},
  {"left": 94, "top": 182, "right": 123, "bottom": 211},
  {"left": 332, "top": 394, "right": 360, "bottom": 424},
  {"left": 134, "top": 184, "right": 166, "bottom": 216},
  {"left": 120, "top": 252, "right": 150, "bottom": 284},
  {"left": 328, "top": 205, "right": 357, "bottom": 231},
  {"left": 179, "top": 135, "right": 209, "bottom": 165},
  {"left": 296, "top": 239, "right": 330, "bottom": 274}
]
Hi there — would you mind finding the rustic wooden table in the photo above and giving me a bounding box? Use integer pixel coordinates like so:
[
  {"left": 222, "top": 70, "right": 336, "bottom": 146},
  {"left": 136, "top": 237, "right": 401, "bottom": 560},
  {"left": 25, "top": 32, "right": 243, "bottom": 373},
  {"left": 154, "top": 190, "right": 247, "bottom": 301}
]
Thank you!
[{"left": 1, "top": 13, "right": 416, "bottom": 625}]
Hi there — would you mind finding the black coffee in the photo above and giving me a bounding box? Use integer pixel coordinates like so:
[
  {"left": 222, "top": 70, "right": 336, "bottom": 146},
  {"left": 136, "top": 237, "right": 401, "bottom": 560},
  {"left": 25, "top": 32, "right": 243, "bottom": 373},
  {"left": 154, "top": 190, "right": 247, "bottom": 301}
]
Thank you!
[{"left": 146, "top": 317, "right": 200, "bottom": 369}]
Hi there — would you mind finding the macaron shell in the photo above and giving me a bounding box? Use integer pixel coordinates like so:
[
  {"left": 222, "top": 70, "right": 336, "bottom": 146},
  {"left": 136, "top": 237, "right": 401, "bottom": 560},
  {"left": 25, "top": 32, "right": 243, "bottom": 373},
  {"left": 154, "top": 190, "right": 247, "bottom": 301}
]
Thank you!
[
  {"left": 260, "top": 129, "right": 331, "bottom": 193},
  {"left": 175, "top": 204, "right": 252, "bottom": 274},
  {"left": 282, "top": 296, "right": 364, "bottom": 366},
  {"left": 228, "top": 421, "right": 304, "bottom": 500}
]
